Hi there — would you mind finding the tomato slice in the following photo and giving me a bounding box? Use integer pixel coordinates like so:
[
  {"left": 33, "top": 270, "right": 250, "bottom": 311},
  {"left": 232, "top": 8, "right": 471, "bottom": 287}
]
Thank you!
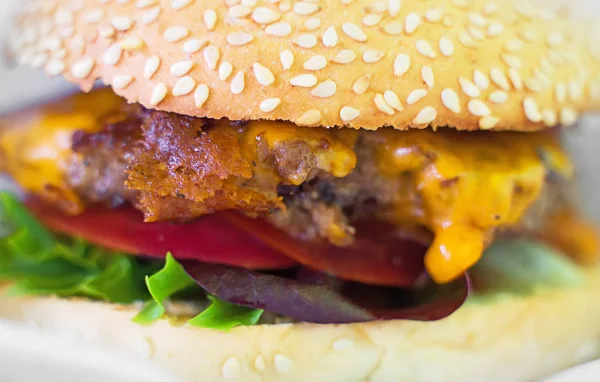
[
  {"left": 222, "top": 213, "right": 428, "bottom": 287},
  {"left": 26, "top": 200, "right": 297, "bottom": 270}
]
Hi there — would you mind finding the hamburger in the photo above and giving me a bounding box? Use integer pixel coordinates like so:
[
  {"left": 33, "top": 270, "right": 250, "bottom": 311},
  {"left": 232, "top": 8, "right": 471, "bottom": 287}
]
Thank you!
[{"left": 1, "top": 0, "right": 600, "bottom": 380}]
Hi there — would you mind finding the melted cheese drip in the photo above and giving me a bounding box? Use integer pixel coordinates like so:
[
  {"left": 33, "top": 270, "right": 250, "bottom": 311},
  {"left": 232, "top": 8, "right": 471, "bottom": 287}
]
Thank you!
[
  {"left": 0, "top": 90, "right": 574, "bottom": 283},
  {"left": 374, "top": 129, "right": 572, "bottom": 283},
  {"left": 0, "top": 89, "right": 125, "bottom": 212}
]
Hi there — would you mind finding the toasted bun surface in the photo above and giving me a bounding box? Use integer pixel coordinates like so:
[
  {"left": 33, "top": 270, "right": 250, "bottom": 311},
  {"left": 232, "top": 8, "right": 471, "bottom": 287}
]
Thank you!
[
  {"left": 8, "top": 0, "right": 600, "bottom": 132},
  {"left": 1, "top": 266, "right": 600, "bottom": 382}
]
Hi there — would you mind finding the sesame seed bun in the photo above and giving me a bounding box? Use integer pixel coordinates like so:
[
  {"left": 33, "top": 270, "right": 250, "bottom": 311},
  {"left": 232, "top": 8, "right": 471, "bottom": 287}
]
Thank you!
[
  {"left": 1, "top": 265, "right": 600, "bottom": 382},
  {"left": 8, "top": 0, "right": 600, "bottom": 131}
]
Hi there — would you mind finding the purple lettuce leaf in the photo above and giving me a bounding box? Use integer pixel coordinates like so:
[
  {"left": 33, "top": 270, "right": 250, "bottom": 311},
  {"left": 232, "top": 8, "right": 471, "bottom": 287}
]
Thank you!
[{"left": 183, "top": 262, "right": 470, "bottom": 324}]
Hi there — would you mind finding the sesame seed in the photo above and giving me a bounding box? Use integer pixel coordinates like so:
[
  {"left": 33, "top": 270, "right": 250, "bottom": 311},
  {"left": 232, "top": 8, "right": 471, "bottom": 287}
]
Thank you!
[
  {"left": 374, "top": 93, "right": 395, "bottom": 115},
  {"left": 342, "top": 23, "right": 367, "bottom": 42},
  {"left": 150, "top": 83, "right": 168, "bottom": 106},
  {"left": 120, "top": 36, "right": 145, "bottom": 50},
  {"left": 219, "top": 62, "right": 233, "bottom": 80},
  {"left": 204, "top": 9, "right": 217, "bottom": 30},
  {"left": 501, "top": 53, "right": 522, "bottom": 69},
  {"left": 172, "top": 76, "right": 196, "bottom": 96},
  {"left": 312, "top": 80, "right": 337, "bottom": 98},
  {"left": 406, "top": 89, "right": 427, "bottom": 105},
  {"left": 381, "top": 22, "right": 403, "bottom": 35},
  {"left": 425, "top": 8, "right": 443, "bottom": 23},
  {"left": 294, "top": 33, "right": 317, "bottom": 48},
  {"left": 98, "top": 26, "right": 116, "bottom": 38},
  {"left": 458, "top": 77, "right": 480, "bottom": 98},
  {"left": 388, "top": 0, "right": 402, "bottom": 17},
  {"left": 416, "top": 40, "right": 436, "bottom": 59},
  {"left": 266, "top": 22, "right": 292, "bottom": 37},
  {"left": 332, "top": 50, "right": 356, "bottom": 64},
  {"left": 524, "top": 77, "right": 543, "bottom": 93},
  {"left": 183, "top": 39, "right": 206, "bottom": 54},
  {"left": 111, "top": 16, "right": 133, "bottom": 31},
  {"left": 555, "top": 83, "right": 566, "bottom": 103},
  {"left": 252, "top": 7, "right": 280, "bottom": 24},
  {"left": 384, "top": 90, "right": 404, "bottom": 111},
  {"left": 103, "top": 44, "right": 123, "bottom": 66},
  {"left": 71, "top": 57, "right": 95, "bottom": 79},
  {"left": 483, "top": 2, "right": 498, "bottom": 15},
  {"left": 488, "top": 91, "right": 508, "bottom": 104},
  {"left": 568, "top": 80, "right": 582, "bottom": 101},
  {"left": 439, "top": 36, "right": 454, "bottom": 57},
  {"left": 413, "top": 106, "right": 437, "bottom": 125},
  {"left": 458, "top": 31, "right": 478, "bottom": 48},
  {"left": 479, "top": 116, "right": 500, "bottom": 130},
  {"left": 441, "top": 88, "right": 461, "bottom": 113},
  {"left": 393, "top": 54, "right": 411, "bottom": 77},
  {"left": 254, "top": 355, "right": 266, "bottom": 372},
  {"left": 486, "top": 22, "right": 504, "bottom": 37},
  {"left": 171, "top": 0, "right": 194, "bottom": 10},
  {"left": 144, "top": 56, "right": 160, "bottom": 79},
  {"left": 363, "top": 13, "right": 383, "bottom": 27},
  {"left": 45, "top": 59, "right": 65, "bottom": 76},
  {"left": 278, "top": 1, "right": 291, "bottom": 12},
  {"left": 304, "top": 55, "right": 327, "bottom": 71},
  {"left": 490, "top": 68, "right": 510, "bottom": 91},
  {"left": 363, "top": 50, "right": 385, "bottom": 64},
  {"left": 352, "top": 74, "right": 371, "bottom": 94},
  {"left": 280, "top": 50, "right": 294, "bottom": 70},
  {"left": 467, "top": 25, "right": 485, "bottom": 41},
  {"left": 112, "top": 75, "right": 133, "bottom": 90},
  {"left": 421, "top": 66, "right": 434, "bottom": 89},
  {"left": 559, "top": 107, "right": 577, "bottom": 126},
  {"left": 164, "top": 27, "right": 189, "bottom": 42},
  {"left": 293, "top": 2, "right": 320, "bottom": 15},
  {"left": 322, "top": 26, "right": 338, "bottom": 48},
  {"left": 504, "top": 39, "right": 524, "bottom": 53},
  {"left": 523, "top": 97, "right": 542, "bottom": 122},
  {"left": 230, "top": 5, "right": 252, "bottom": 18},
  {"left": 304, "top": 18, "right": 321, "bottom": 30},
  {"left": 231, "top": 71, "right": 245, "bottom": 94},
  {"left": 297, "top": 109, "right": 322, "bottom": 126},
  {"left": 508, "top": 69, "right": 523, "bottom": 90},
  {"left": 468, "top": 13, "right": 487, "bottom": 28},
  {"left": 290, "top": 74, "right": 318, "bottom": 88},
  {"left": 170, "top": 60, "right": 194, "bottom": 77},
  {"left": 473, "top": 70, "right": 489, "bottom": 90},
  {"left": 253, "top": 62, "right": 275, "bottom": 86},
  {"left": 547, "top": 32, "right": 564, "bottom": 47},
  {"left": 203, "top": 45, "right": 220, "bottom": 70},
  {"left": 227, "top": 32, "right": 254, "bottom": 46},
  {"left": 222, "top": 357, "right": 241, "bottom": 380},
  {"left": 405, "top": 13, "right": 421, "bottom": 34},
  {"left": 467, "top": 100, "right": 491, "bottom": 117},
  {"left": 541, "top": 109, "right": 557, "bottom": 127},
  {"left": 340, "top": 106, "right": 360, "bottom": 122},
  {"left": 83, "top": 9, "right": 104, "bottom": 23},
  {"left": 139, "top": 7, "right": 161, "bottom": 24},
  {"left": 260, "top": 97, "right": 281, "bottom": 112},
  {"left": 242, "top": 0, "right": 258, "bottom": 6},
  {"left": 194, "top": 84, "right": 209, "bottom": 108}
]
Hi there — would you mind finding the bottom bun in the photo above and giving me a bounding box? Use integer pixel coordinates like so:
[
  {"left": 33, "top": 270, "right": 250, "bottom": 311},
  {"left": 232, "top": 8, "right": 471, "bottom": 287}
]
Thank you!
[{"left": 1, "top": 267, "right": 600, "bottom": 382}]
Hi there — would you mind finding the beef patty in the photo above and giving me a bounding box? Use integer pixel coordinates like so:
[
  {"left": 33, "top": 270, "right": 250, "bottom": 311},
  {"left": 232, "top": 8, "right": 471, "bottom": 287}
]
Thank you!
[{"left": 61, "top": 105, "right": 572, "bottom": 246}]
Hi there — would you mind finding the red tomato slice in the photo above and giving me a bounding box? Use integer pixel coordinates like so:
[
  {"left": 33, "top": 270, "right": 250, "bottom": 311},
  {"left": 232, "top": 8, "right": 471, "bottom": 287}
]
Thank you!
[
  {"left": 26, "top": 200, "right": 296, "bottom": 270},
  {"left": 222, "top": 213, "right": 428, "bottom": 287}
]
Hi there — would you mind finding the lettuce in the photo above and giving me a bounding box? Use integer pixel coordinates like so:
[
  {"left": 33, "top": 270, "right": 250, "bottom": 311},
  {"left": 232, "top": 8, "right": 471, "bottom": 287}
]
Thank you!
[{"left": 0, "top": 192, "right": 262, "bottom": 330}]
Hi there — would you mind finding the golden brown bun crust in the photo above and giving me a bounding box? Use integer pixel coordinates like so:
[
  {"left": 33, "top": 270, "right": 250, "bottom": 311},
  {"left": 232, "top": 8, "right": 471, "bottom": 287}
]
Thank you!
[
  {"left": 8, "top": 0, "right": 600, "bottom": 131},
  {"left": 1, "top": 266, "right": 600, "bottom": 382}
]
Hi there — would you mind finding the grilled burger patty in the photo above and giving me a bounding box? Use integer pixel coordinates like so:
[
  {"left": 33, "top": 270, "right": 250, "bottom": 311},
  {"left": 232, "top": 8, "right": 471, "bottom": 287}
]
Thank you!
[{"left": 62, "top": 101, "right": 571, "bottom": 246}]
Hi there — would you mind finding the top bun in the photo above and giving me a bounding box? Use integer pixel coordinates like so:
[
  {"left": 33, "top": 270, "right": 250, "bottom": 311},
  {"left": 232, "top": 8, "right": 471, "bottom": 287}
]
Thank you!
[{"left": 8, "top": 0, "right": 600, "bottom": 131}]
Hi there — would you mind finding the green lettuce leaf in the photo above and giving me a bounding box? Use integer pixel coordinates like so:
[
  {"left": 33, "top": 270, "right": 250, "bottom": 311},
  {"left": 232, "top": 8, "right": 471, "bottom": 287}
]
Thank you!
[
  {"left": 0, "top": 192, "right": 262, "bottom": 330},
  {"left": 133, "top": 253, "right": 263, "bottom": 329}
]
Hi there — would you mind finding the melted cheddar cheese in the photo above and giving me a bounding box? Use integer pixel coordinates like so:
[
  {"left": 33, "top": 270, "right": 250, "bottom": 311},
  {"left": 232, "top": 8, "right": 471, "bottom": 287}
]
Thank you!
[
  {"left": 0, "top": 89, "right": 575, "bottom": 284},
  {"left": 374, "top": 129, "right": 572, "bottom": 282},
  {"left": 0, "top": 89, "right": 126, "bottom": 213}
]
